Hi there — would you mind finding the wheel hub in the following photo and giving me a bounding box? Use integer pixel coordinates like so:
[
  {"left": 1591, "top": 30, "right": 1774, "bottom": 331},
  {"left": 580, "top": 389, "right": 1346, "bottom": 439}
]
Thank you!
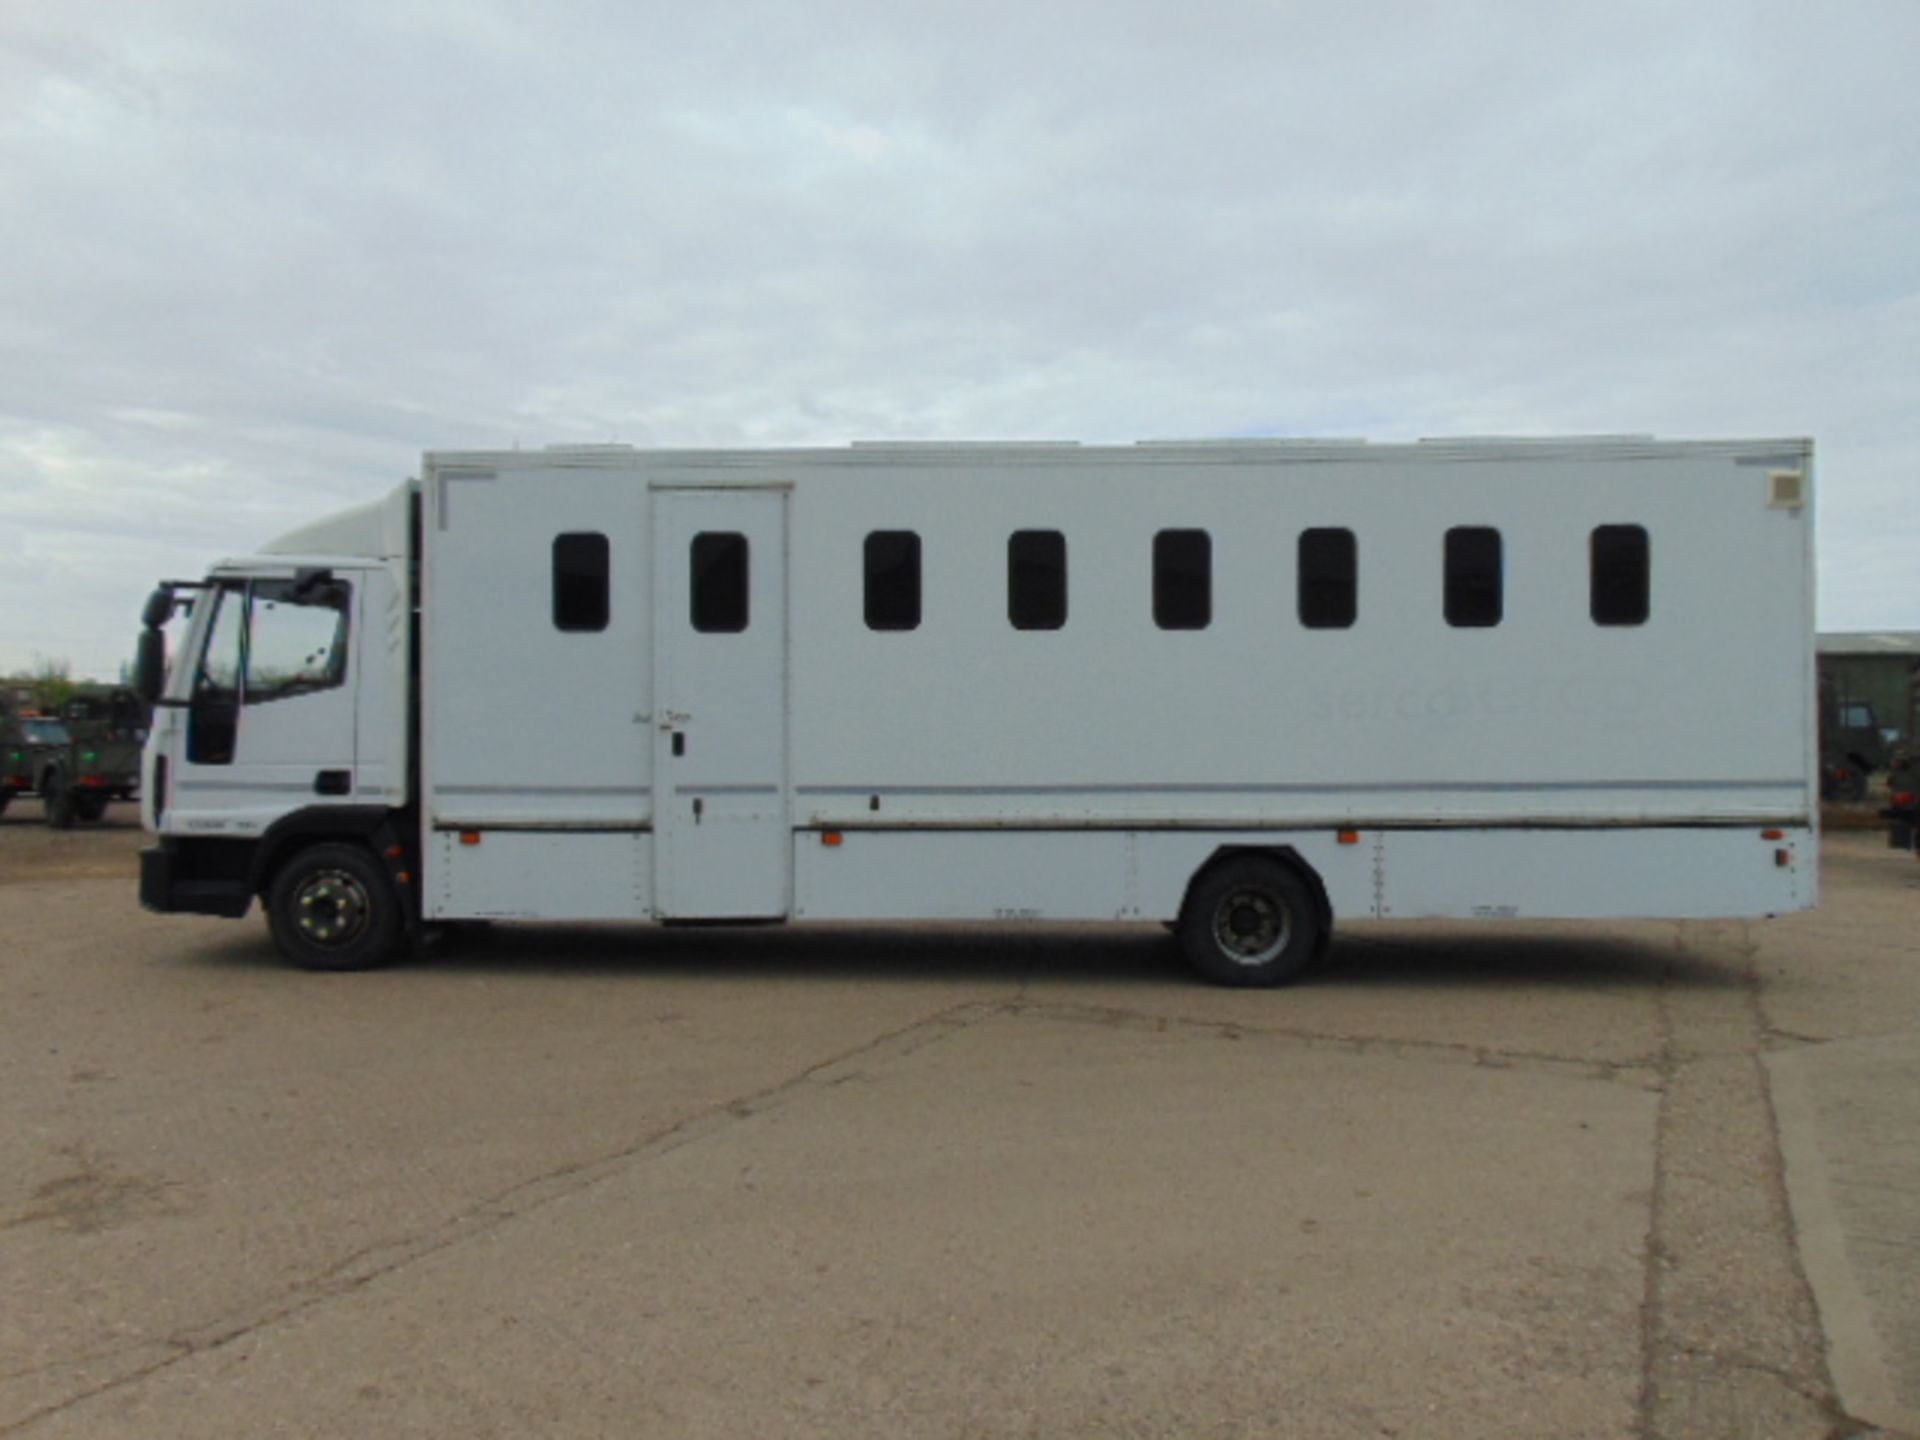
[
  {"left": 295, "top": 870, "right": 370, "bottom": 948},
  {"left": 1213, "top": 887, "right": 1290, "bottom": 965}
]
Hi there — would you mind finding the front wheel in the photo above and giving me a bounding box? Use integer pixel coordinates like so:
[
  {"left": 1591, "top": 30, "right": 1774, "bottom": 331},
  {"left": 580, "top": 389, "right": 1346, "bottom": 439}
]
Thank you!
[
  {"left": 266, "top": 843, "right": 402, "bottom": 972},
  {"left": 1177, "top": 857, "right": 1323, "bottom": 988}
]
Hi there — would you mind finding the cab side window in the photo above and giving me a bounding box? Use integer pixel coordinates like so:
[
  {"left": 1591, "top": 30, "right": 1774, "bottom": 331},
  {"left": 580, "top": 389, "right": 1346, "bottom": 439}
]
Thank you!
[{"left": 243, "top": 579, "right": 351, "bottom": 704}]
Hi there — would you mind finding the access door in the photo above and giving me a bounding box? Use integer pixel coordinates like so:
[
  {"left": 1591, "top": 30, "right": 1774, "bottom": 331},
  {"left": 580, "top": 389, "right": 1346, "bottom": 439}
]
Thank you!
[{"left": 652, "top": 488, "right": 790, "bottom": 918}]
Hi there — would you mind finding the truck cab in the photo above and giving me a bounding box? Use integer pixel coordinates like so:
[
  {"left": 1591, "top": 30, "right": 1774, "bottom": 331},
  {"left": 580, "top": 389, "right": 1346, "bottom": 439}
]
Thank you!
[{"left": 134, "top": 485, "right": 414, "bottom": 957}]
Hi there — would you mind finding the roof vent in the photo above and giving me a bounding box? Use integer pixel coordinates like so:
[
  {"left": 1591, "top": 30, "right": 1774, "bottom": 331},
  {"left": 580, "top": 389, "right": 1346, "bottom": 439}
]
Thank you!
[{"left": 1767, "top": 470, "right": 1807, "bottom": 509}]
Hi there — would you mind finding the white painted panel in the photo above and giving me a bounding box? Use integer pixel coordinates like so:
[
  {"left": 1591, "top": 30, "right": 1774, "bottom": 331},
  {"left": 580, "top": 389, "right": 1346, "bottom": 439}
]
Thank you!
[
  {"left": 429, "top": 830, "right": 652, "bottom": 921},
  {"left": 422, "top": 463, "right": 651, "bottom": 828},
  {"left": 791, "top": 826, "right": 1811, "bottom": 926},
  {"left": 781, "top": 444, "right": 1814, "bottom": 830},
  {"left": 409, "top": 438, "right": 1815, "bottom": 932},
  {"left": 793, "top": 829, "right": 1380, "bottom": 923},
  {"left": 794, "top": 831, "right": 1135, "bottom": 921},
  {"left": 350, "top": 566, "right": 410, "bottom": 808},
  {"left": 1377, "top": 827, "right": 1813, "bottom": 920}
]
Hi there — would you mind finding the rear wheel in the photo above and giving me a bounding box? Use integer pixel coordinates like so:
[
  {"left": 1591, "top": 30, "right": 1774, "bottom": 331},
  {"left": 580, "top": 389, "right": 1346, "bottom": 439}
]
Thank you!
[
  {"left": 1177, "top": 857, "right": 1322, "bottom": 988},
  {"left": 1825, "top": 762, "right": 1867, "bottom": 803},
  {"left": 266, "top": 843, "right": 402, "bottom": 972}
]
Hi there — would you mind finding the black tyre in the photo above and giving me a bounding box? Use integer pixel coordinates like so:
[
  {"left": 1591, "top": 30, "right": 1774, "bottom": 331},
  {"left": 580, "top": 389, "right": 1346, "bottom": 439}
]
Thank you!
[
  {"left": 73, "top": 790, "right": 109, "bottom": 823},
  {"left": 1177, "top": 857, "right": 1322, "bottom": 988},
  {"left": 0, "top": 791, "right": 11, "bottom": 819},
  {"left": 42, "top": 769, "right": 75, "bottom": 830},
  {"left": 1826, "top": 763, "right": 1867, "bottom": 804},
  {"left": 266, "top": 842, "right": 402, "bottom": 972}
]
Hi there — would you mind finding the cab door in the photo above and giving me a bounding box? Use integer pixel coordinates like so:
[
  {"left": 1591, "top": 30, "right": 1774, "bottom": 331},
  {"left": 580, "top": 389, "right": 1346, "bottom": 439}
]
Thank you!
[
  {"left": 651, "top": 488, "right": 790, "bottom": 918},
  {"left": 165, "top": 574, "right": 360, "bottom": 835}
]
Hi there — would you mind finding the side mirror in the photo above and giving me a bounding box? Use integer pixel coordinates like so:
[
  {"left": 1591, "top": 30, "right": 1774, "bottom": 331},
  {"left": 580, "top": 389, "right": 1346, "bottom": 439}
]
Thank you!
[
  {"left": 131, "top": 629, "right": 166, "bottom": 705},
  {"left": 141, "top": 586, "right": 175, "bottom": 630}
]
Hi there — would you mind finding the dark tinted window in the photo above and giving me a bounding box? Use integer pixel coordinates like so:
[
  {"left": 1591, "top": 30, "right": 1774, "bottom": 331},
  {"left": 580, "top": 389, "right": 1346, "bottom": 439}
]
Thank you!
[
  {"left": 1444, "top": 527, "right": 1502, "bottom": 627},
  {"left": 864, "top": 531, "right": 921, "bottom": 631},
  {"left": 1298, "top": 528, "right": 1357, "bottom": 629},
  {"left": 1590, "top": 525, "right": 1648, "bottom": 626},
  {"left": 1153, "top": 530, "right": 1211, "bottom": 630},
  {"left": 690, "top": 532, "right": 749, "bottom": 633},
  {"left": 1008, "top": 530, "right": 1067, "bottom": 630},
  {"left": 553, "top": 532, "right": 610, "bottom": 632}
]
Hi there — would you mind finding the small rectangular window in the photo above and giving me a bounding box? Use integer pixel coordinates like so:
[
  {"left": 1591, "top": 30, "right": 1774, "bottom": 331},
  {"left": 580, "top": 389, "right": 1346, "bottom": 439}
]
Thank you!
[
  {"left": 1444, "top": 527, "right": 1502, "bottom": 627},
  {"left": 1298, "top": 528, "right": 1357, "bottom": 629},
  {"left": 1008, "top": 530, "right": 1067, "bottom": 630},
  {"left": 553, "top": 532, "right": 610, "bottom": 632},
  {"left": 864, "top": 531, "right": 921, "bottom": 631},
  {"left": 1590, "top": 525, "right": 1648, "bottom": 626},
  {"left": 690, "top": 532, "right": 750, "bottom": 633},
  {"left": 1153, "top": 529, "right": 1211, "bottom": 630}
]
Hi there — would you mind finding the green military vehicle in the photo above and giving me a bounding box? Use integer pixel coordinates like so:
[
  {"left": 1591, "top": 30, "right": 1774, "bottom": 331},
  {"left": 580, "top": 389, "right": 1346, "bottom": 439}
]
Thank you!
[
  {"left": 1, "top": 704, "right": 78, "bottom": 821},
  {"left": 41, "top": 686, "right": 148, "bottom": 827},
  {"left": 0, "top": 685, "right": 146, "bottom": 826}
]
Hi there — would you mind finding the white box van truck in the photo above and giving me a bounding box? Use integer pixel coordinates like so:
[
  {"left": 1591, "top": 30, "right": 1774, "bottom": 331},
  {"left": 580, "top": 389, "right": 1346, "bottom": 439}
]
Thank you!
[{"left": 133, "top": 436, "right": 1817, "bottom": 985}]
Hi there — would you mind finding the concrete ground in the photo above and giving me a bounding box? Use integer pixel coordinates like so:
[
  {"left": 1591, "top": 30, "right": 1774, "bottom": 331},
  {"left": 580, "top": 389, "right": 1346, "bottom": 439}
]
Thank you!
[{"left": 1, "top": 808, "right": 1914, "bottom": 1439}]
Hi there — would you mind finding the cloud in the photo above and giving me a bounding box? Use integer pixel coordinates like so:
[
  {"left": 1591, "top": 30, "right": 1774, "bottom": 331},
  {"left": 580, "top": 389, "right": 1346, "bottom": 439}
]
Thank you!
[{"left": 2, "top": 0, "right": 1917, "bottom": 674}]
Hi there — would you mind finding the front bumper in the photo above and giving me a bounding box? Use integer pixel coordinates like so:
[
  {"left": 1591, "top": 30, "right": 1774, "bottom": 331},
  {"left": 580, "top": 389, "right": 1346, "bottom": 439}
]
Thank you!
[{"left": 140, "top": 840, "right": 253, "bottom": 918}]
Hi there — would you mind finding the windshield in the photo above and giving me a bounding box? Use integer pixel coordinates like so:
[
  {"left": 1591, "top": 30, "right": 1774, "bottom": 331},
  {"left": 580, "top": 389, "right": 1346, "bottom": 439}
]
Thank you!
[{"left": 22, "top": 718, "right": 71, "bottom": 745}]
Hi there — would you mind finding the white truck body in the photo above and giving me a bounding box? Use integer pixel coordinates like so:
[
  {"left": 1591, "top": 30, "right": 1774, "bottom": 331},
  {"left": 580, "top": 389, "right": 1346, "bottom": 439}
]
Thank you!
[{"left": 139, "top": 436, "right": 1817, "bottom": 980}]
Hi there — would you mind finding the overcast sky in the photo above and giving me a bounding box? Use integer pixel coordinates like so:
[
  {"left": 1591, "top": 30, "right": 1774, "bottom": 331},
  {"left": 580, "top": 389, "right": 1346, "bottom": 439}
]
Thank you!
[{"left": 3, "top": 0, "right": 1915, "bottom": 678}]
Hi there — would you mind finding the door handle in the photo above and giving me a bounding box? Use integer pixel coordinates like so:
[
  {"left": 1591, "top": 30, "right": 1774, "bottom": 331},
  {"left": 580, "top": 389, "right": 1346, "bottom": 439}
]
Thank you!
[
  {"left": 314, "top": 769, "right": 352, "bottom": 796},
  {"left": 671, "top": 731, "right": 686, "bottom": 757}
]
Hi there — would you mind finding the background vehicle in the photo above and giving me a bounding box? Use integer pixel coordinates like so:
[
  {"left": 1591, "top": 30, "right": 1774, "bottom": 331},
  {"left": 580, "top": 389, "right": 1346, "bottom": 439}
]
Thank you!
[
  {"left": 1884, "top": 661, "right": 1920, "bottom": 855},
  {"left": 133, "top": 436, "right": 1818, "bottom": 984},
  {"left": 44, "top": 685, "right": 148, "bottom": 825},
  {"left": 0, "top": 702, "right": 62, "bottom": 818},
  {"left": 1819, "top": 678, "right": 1890, "bottom": 802},
  {"left": 0, "top": 686, "right": 147, "bottom": 826}
]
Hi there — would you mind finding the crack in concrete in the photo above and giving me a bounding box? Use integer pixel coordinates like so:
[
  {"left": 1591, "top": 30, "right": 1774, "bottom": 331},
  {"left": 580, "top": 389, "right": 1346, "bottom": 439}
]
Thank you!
[
  {"left": 1634, "top": 950, "right": 1679, "bottom": 1440},
  {"left": 1634, "top": 923, "right": 1868, "bottom": 1440},
  {"left": 1003, "top": 996, "right": 1664, "bottom": 1085},
  {"left": 0, "top": 997, "right": 1001, "bottom": 1436}
]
